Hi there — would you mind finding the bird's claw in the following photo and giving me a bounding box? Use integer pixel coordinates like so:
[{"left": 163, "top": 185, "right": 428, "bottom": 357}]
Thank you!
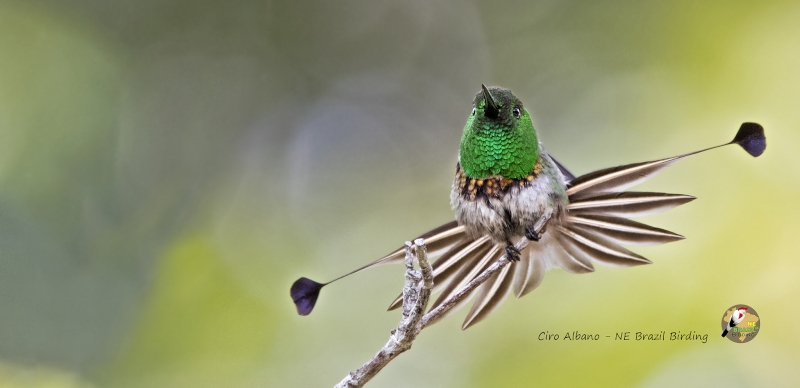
[
  {"left": 525, "top": 226, "right": 542, "bottom": 242},
  {"left": 505, "top": 245, "right": 521, "bottom": 262}
]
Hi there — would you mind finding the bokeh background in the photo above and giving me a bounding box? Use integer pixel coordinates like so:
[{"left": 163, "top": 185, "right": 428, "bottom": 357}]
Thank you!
[{"left": 1, "top": 0, "right": 798, "bottom": 387}]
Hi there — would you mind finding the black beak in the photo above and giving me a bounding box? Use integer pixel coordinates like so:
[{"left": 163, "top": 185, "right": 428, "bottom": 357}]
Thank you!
[{"left": 481, "top": 84, "right": 499, "bottom": 119}]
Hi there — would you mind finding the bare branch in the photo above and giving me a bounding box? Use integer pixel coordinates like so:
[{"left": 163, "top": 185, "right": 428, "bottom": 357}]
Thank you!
[{"left": 334, "top": 239, "right": 432, "bottom": 388}]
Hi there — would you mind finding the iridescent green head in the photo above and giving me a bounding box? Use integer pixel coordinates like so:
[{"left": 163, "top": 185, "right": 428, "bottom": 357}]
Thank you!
[{"left": 459, "top": 85, "right": 539, "bottom": 179}]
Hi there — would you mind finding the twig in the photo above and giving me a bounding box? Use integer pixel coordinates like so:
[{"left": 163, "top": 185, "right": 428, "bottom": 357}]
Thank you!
[{"left": 334, "top": 238, "right": 432, "bottom": 388}]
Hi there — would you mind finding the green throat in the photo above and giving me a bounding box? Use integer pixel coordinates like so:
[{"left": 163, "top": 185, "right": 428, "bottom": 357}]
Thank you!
[{"left": 459, "top": 107, "right": 539, "bottom": 180}]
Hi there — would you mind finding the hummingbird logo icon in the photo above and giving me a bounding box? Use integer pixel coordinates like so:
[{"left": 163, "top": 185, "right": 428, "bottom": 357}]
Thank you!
[{"left": 721, "top": 305, "right": 760, "bottom": 343}]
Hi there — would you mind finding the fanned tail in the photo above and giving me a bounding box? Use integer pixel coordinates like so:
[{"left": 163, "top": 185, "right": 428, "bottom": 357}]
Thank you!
[
  {"left": 381, "top": 123, "right": 765, "bottom": 329},
  {"left": 292, "top": 123, "right": 766, "bottom": 329}
]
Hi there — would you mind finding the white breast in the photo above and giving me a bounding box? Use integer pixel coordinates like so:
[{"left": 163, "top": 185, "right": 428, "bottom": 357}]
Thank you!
[{"left": 451, "top": 150, "right": 568, "bottom": 244}]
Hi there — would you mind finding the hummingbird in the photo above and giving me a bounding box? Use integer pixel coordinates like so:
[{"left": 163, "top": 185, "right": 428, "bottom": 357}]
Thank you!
[{"left": 291, "top": 85, "right": 766, "bottom": 330}]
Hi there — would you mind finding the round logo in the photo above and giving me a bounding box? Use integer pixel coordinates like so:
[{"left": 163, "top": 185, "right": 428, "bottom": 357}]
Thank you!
[{"left": 721, "top": 304, "right": 759, "bottom": 343}]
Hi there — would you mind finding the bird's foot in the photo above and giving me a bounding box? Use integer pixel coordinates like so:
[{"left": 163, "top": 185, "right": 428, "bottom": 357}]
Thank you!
[
  {"left": 525, "top": 226, "right": 542, "bottom": 242},
  {"left": 505, "top": 245, "right": 521, "bottom": 262}
]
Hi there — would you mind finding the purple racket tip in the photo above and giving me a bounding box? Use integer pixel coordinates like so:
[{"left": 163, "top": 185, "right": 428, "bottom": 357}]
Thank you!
[
  {"left": 290, "top": 277, "right": 324, "bottom": 316},
  {"left": 732, "top": 122, "right": 766, "bottom": 157}
]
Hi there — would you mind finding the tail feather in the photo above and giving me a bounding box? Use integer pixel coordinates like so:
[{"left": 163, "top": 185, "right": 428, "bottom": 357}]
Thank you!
[
  {"left": 512, "top": 246, "right": 544, "bottom": 298},
  {"left": 564, "top": 122, "right": 765, "bottom": 200},
  {"left": 424, "top": 245, "right": 502, "bottom": 325},
  {"left": 558, "top": 225, "right": 652, "bottom": 267},
  {"left": 552, "top": 232, "right": 597, "bottom": 274},
  {"left": 568, "top": 192, "right": 696, "bottom": 218},
  {"left": 387, "top": 236, "right": 490, "bottom": 310},
  {"left": 419, "top": 221, "right": 467, "bottom": 253},
  {"left": 462, "top": 261, "right": 515, "bottom": 330},
  {"left": 378, "top": 221, "right": 466, "bottom": 267},
  {"left": 430, "top": 236, "right": 491, "bottom": 281},
  {"left": 514, "top": 228, "right": 599, "bottom": 297},
  {"left": 566, "top": 157, "right": 682, "bottom": 200},
  {"left": 566, "top": 214, "right": 684, "bottom": 246}
]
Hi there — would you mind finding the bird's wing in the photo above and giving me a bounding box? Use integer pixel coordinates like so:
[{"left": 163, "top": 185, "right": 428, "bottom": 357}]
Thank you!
[{"left": 550, "top": 155, "right": 576, "bottom": 181}]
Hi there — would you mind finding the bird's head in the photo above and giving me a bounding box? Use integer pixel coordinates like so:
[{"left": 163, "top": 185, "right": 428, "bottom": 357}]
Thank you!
[
  {"left": 459, "top": 85, "right": 539, "bottom": 180},
  {"left": 736, "top": 306, "right": 748, "bottom": 318}
]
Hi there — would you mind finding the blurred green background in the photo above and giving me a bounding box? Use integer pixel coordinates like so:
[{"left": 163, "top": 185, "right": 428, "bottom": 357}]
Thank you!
[{"left": 0, "top": 0, "right": 798, "bottom": 387}]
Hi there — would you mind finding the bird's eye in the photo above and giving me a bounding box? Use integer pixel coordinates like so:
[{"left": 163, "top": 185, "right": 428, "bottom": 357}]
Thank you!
[
  {"left": 512, "top": 107, "right": 521, "bottom": 119},
  {"left": 472, "top": 108, "right": 476, "bottom": 116}
]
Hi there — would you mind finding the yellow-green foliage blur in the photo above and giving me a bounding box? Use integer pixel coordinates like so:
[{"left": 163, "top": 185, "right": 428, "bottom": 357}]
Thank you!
[{"left": 0, "top": 1, "right": 798, "bottom": 387}]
